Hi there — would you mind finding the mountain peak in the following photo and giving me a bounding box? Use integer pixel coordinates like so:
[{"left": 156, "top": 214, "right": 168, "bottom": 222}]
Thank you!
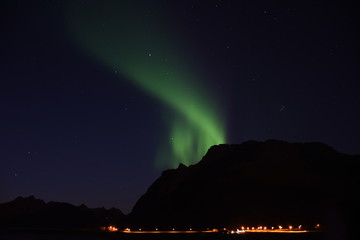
[{"left": 129, "top": 139, "right": 360, "bottom": 230}]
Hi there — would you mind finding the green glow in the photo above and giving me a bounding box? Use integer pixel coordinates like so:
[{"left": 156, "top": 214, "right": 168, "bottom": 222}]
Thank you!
[{"left": 66, "top": 1, "right": 226, "bottom": 168}]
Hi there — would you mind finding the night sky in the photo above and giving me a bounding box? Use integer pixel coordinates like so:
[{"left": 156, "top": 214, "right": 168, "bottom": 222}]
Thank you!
[{"left": 1, "top": 0, "right": 359, "bottom": 213}]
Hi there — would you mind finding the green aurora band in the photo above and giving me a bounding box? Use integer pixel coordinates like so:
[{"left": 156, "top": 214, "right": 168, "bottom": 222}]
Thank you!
[{"left": 66, "top": 1, "right": 226, "bottom": 168}]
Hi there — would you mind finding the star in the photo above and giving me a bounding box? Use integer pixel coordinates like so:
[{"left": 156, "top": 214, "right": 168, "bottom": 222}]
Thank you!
[{"left": 279, "top": 105, "right": 286, "bottom": 112}]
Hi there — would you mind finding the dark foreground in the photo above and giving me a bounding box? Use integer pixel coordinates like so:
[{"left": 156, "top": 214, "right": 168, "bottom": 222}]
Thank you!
[{"left": 0, "top": 229, "right": 327, "bottom": 240}]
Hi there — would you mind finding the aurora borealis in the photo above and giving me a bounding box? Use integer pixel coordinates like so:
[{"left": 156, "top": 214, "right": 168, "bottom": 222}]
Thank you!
[
  {"left": 66, "top": 1, "right": 226, "bottom": 168},
  {"left": 1, "top": 0, "right": 359, "bottom": 213}
]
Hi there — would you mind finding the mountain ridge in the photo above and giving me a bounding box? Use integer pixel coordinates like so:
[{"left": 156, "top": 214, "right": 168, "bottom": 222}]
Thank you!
[
  {"left": 1, "top": 139, "right": 359, "bottom": 233},
  {"left": 129, "top": 139, "right": 360, "bottom": 230},
  {"left": 0, "top": 195, "right": 126, "bottom": 229}
]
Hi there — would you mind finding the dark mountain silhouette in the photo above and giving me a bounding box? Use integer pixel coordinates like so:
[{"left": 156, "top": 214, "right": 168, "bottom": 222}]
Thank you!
[
  {"left": 1, "top": 139, "right": 359, "bottom": 236},
  {"left": 0, "top": 196, "right": 126, "bottom": 229},
  {"left": 129, "top": 140, "right": 360, "bottom": 232}
]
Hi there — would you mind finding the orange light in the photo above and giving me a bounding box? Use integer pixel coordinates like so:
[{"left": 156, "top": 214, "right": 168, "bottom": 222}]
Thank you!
[
  {"left": 108, "top": 226, "right": 118, "bottom": 232},
  {"left": 236, "top": 229, "right": 245, "bottom": 234}
]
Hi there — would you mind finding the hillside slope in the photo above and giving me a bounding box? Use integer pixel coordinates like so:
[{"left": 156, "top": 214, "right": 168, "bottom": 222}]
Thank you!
[{"left": 129, "top": 140, "right": 360, "bottom": 230}]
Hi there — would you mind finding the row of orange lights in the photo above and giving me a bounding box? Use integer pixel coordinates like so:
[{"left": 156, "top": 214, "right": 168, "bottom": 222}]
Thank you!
[
  {"left": 228, "top": 223, "right": 320, "bottom": 234},
  {"left": 240, "top": 225, "right": 302, "bottom": 230},
  {"left": 100, "top": 226, "right": 119, "bottom": 232},
  {"left": 102, "top": 224, "right": 320, "bottom": 233},
  {"left": 238, "top": 224, "right": 320, "bottom": 230}
]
